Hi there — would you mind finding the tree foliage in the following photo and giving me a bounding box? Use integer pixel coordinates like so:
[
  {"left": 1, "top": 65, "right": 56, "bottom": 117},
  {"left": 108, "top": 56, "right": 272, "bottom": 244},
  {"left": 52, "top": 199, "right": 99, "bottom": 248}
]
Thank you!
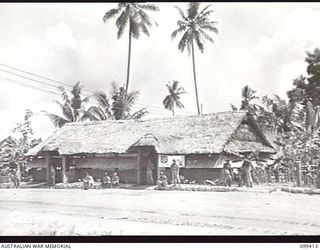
[
  {"left": 88, "top": 82, "right": 148, "bottom": 120},
  {"left": 163, "top": 80, "right": 186, "bottom": 116},
  {"left": 171, "top": 2, "right": 218, "bottom": 115},
  {"left": 103, "top": 3, "right": 159, "bottom": 40},
  {"left": 103, "top": 3, "right": 159, "bottom": 119},
  {"left": 42, "top": 82, "right": 91, "bottom": 128},
  {"left": 0, "top": 110, "right": 42, "bottom": 177},
  {"left": 171, "top": 2, "right": 218, "bottom": 54}
]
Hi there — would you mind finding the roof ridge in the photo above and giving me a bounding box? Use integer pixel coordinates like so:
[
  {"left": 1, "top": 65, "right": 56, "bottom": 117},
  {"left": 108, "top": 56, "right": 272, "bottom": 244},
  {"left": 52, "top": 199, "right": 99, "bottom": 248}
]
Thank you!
[{"left": 64, "top": 110, "right": 247, "bottom": 127}]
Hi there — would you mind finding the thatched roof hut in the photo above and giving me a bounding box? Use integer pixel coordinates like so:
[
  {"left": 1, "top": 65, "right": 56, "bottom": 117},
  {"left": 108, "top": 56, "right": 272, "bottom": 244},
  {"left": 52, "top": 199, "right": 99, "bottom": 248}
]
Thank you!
[{"left": 27, "top": 111, "right": 275, "bottom": 157}]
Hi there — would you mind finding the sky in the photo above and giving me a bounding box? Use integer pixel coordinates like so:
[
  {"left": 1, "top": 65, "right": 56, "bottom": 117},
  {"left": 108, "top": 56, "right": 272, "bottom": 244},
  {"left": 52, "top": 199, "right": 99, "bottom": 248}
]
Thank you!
[{"left": 1, "top": 2, "right": 320, "bottom": 140}]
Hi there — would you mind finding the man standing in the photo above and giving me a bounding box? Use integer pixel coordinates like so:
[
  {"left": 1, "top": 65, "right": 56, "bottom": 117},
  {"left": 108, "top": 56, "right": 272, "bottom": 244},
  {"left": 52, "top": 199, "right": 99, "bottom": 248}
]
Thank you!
[
  {"left": 170, "top": 159, "right": 180, "bottom": 186},
  {"left": 245, "top": 160, "right": 254, "bottom": 188},
  {"left": 49, "top": 166, "right": 56, "bottom": 189},
  {"left": 222, "top": 160, "right": 233, "bottom": 187},
  {"left": 146, "top": 159, "right": 155, "bottom": 185},
  {"left": 13, "top": 167, "right": 21, "bottom": 188},
  {"left": 112, "top": 173, "right": 120, "bottom": 188}
]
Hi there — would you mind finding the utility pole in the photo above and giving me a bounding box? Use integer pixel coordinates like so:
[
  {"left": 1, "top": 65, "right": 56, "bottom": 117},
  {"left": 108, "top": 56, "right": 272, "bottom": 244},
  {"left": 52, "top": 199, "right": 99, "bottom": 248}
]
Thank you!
[{"left": 200, "top": 104, "right": 203, "bottom": 115}]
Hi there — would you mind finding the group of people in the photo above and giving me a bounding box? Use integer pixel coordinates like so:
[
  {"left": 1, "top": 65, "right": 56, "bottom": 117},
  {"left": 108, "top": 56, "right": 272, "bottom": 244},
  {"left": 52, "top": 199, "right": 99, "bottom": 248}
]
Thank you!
[
  {"left": 83, "top": 172, "right": 120, "bottom": 190},
  {"left": 222, "top": 159, "right": 255, "bottom": 187},
  {"left": 101, "top": 172, "right": 120, "bottom": 189},
  {"left": 157, "top": 159, "right": 180, "bottom": 190}
]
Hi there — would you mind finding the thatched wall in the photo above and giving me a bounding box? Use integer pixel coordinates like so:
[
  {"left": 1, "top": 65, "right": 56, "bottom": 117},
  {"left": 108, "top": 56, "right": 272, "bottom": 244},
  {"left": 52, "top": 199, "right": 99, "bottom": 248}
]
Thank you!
[{"left": 75, "top": 157, "right": 137, "bottom": 170}]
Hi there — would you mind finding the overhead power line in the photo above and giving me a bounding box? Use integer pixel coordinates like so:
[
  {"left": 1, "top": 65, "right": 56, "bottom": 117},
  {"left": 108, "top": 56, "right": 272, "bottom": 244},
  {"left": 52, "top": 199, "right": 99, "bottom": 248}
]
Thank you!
[
  {"left": 0, "top": 75, "right": 171, "bottom": 116},
  {"left": 0, "top": 62, "right": 95, "bottom": 94},
  {"left": 0, "top": 76, "right": 60, "bottom": 96},
  {"left": 0, "top": 62, "right": 196, "bottom": 115}
]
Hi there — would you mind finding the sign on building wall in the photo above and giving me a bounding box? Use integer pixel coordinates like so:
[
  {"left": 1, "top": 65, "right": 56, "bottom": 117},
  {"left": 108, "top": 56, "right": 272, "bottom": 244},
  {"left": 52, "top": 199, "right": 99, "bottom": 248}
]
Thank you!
[{"left": 158, "top": 155, "right": 185, "bottom": 168}]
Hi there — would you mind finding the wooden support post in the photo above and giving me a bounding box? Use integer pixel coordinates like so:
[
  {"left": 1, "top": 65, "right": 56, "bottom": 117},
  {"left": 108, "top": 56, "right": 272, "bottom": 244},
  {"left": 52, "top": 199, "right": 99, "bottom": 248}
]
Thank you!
[
  {"left": 297, "top": 160, "right": 302, "bottom": 187},
  {"left": 157, "top": 154, "right": 161, "bottom": 181},
  {"left": 45, "top": 154, "right": 50, "bottom": 186},
  {"left": 62, "top": 155, "right": 68, "bottom": 184},
  {"left": 137, "top": 149, "right": 141, "bottom": 185}
]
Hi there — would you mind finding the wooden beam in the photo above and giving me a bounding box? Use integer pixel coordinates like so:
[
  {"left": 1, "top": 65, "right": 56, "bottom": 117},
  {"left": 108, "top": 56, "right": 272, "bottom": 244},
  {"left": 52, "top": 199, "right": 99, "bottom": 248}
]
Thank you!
[
  {"left": 137, "top": 149, "right": 141, "bottom": 185},
  {"left": 62, "top": 155, "right": 68, "bottom": 184},
  {"left": 45, "top": 154, "right": 50, "bottom": 185},
  {"left": 157, "top": 154, "right": 161, "bottom": 181}
]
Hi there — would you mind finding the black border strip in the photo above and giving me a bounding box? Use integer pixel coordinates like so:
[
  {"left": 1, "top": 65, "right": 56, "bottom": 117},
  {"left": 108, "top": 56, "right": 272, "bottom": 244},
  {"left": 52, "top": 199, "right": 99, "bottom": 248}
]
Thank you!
[{"left": 0, "top": 236, "right": 319, "bottom": 243}]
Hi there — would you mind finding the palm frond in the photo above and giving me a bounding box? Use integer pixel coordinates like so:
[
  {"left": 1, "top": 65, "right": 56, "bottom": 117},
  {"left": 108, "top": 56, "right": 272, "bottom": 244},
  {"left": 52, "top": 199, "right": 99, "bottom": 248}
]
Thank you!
[
  {"left": 197, "top": 10, "right": 215, "bottom": 23},
  {"left": 138, "top": 3, "right": 160, "bottom": 12},
  {"left": 139, "top": 22, "right": 150, "bottom": 36},
  {"left": 41, "top": 111, "right": 69, "bottom": 128},
  {"left": 175, "top": 99, "right": 185, "bottom": 109},
  {"left": 125, "top": 90, "right": 140, "bottom": 109},
  {"left": 195, "top": 4, "right": 212, "bottom": 20},
  {"left": 172, "top": 80, "right": 179, "bottom": 91},
  {"left": 60, "top": 87, "right": 70, "bottom": 104},
  {"left": 116, "top": 9, "right": 130, "bottom": 39},
  {"left": 171, "top": 25, "right": 186, "bottom": 40},
  {"left": 54, "top": 101, "right": 73, "bottom": 121},
  {"left": 176, "top": 87, "right": 187, "bottom": 95},
  {"left": 130, "top": 18, "right": 141, "bottom": 39},
  {"left": 194, "top": 30, "right": 204, "bottom": 52},
  {"left": 200, "top": 23, "right": 219, "bottom": 34},
  {"left": 103, "top": 8, "right": 121, "bottom": 22},
  {"left": 137, "top": 9, "right": 152, "bottom": 26},
  {"left": 198, "top": 29, "right": 215, "bottom": 43},
  {"left": 65, "top": 102, "right": 76, "bottom": 121},
  {"left": 178, "top": 30, "right": 190, "bottom": 53},
  {"left": 91, "top": 91, "right": 110, "bottom": 108},
  {"left": 71, "top": 82, "right": 81, "bottom": 97},
  {"left": 174, "top": 6, "right": 188, "bottom": 22},
  {"left": 80, "top": 106, "right": 107, "bottom": 121},
  {"left": 163, "top": 95, "right": 174, "bottom": 111},
  {"left": 129, "top": 108, "right": 148, "bottom": 120}
]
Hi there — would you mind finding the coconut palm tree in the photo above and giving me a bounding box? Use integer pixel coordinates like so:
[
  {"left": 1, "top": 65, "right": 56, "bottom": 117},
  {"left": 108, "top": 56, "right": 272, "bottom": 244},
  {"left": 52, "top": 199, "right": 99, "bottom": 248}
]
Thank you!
[
  {"left": 171, "top": 2, "right": 218, "bottom": 115},
  {"left": 163, "top": 80, "right": 186, "bottom": 116},
  {"left": 42, "top": 82, "right": 91, "bottom": 128},
  {"left": 88, "top": 82, "right": 148, "bottom": 120},
  {"left": 103, "top": 3, "right": 159, "bottom": 118}
]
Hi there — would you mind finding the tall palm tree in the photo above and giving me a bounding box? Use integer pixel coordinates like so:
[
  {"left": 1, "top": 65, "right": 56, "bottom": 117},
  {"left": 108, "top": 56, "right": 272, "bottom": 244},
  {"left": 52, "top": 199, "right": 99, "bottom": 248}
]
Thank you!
[
  {"left": 103, "top": 3, "right": 159, "bottom": 118},
  {"left": 171, "top": 2, "right": 218, "bottom": 115},
  {"left": 42, "top": 82, "right": 91, "bottom": 128},
  {"left": 88, "top": 82, "right": 148, "bottom": 120},
  {"left": 163, "top": 80, "right": 186, "bottom": 116}
]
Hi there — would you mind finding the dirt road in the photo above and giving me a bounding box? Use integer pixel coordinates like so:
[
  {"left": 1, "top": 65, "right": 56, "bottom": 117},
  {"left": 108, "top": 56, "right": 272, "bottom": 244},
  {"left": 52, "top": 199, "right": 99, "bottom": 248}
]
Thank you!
[{"left": 0, "top": 188, "right": 319, "bottom": 235}]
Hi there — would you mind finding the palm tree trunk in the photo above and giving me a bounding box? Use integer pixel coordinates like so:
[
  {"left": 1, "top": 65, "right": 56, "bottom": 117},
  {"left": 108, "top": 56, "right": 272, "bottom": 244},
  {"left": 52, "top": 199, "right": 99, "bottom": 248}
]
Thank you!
[
  {"left": 125, "top": 23, "right": 132, "bottom": 95},
  {"left": 191, "top": 39, "right": 201, "bottom": 115},
  {"left": 172, "top": 104, "right": 175, "bottom": 117},
  {"left": 122, "top": 21, "right": 132, "bottom": 119}
]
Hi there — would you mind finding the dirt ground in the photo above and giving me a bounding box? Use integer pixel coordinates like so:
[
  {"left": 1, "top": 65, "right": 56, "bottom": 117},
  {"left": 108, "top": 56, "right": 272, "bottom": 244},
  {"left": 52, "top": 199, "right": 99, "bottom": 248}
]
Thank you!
[{"left": 0, "top": 187, "right": 319, "bottom": 235}]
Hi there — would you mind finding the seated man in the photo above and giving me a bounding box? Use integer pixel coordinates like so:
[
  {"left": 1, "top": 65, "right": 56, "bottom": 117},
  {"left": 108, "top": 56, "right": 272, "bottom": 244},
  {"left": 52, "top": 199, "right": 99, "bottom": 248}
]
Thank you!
[
  {"left": 83, "top": 172, "right": 94, "bottom": 190},
  {"left": 102, "top": 172, "right": 112, "bottom": 189},
  {"left": 157, "top": 171, "right": 168, "bottom": 190},
  {"left": 112, "top": 173, "right": 120, "bottom": 188}
]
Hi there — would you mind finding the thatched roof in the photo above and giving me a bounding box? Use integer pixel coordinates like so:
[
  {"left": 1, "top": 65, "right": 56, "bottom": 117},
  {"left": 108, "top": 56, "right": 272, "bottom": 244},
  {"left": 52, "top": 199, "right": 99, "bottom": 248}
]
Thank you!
[{"left": 27, "top": 111, "right": 275, "bottom": 156}]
